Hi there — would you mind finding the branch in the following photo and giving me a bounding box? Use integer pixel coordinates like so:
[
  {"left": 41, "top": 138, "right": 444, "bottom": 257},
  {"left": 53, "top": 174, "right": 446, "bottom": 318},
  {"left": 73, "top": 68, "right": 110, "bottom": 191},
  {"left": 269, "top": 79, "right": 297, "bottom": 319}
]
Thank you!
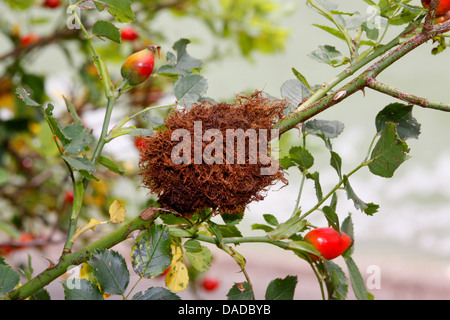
[
  {"left": 276, "top": 16, "right": 450, "bottom": 134},
  {"left": 8, "top": 211, "right": 159, "bottom": 300},
  {"left": 366, "top": 77, "right": 450, "bottom": 112}
]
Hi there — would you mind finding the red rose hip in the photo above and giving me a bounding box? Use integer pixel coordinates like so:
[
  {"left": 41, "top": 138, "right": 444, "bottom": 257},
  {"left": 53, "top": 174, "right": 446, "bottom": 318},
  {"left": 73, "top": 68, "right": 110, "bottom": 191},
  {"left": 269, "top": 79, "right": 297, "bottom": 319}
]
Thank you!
[
  {"left": 121, "top": 46, "right": 159, "bottom": 85},
  {"left": 44, "top": 0, "right": 60, "bottom": 8},
  {"left": 422, "top": 0, "right": 450, "bottom": 16},
  {"left": 121, "top": 27, "right": 139, "bottom": 41},
  {"left": 201, "top": 277, "right": 220, "bottom": 291},
  {"left": 304, "top": 227, "right": 353, "bottom": 260}
]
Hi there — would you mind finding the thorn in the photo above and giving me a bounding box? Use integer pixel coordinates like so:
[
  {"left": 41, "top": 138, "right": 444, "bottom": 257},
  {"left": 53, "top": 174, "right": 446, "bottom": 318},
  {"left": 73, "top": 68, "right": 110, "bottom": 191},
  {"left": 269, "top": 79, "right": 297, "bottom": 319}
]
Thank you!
[{"left": 42, "top": 256, "right": 57, "bottom": 270}]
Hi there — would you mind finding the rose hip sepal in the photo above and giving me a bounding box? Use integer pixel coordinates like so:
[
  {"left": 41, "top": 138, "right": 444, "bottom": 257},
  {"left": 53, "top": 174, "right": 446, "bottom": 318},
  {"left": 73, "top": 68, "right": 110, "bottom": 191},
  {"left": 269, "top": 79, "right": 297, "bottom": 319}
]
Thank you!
[
  {"left": 120, "top": 45, "right": 160, "bottom": 86},
  {"left": 304, "top": 227, "right": 353, "bottom": 260}
]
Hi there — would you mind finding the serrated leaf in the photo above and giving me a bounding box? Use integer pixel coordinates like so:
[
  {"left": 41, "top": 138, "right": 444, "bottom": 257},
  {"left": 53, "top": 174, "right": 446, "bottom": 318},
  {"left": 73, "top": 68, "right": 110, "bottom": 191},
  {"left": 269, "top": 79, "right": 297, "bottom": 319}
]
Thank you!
[
  {"left": 88, "top": 249, "right": 130, "bottom": 296},
  {"left": 61, "top": 156, "right": 99, "bottom": 180},
  {"left": 226, "top": 282, "right": 253, "bottom": 300},
  {"left": 303, "top": 119, "right": 345, "bottom": 139},
  {"left": 63, "top": 279, "right": 104, "bottom": 300},
  {"left": 341, "top": 215, "right": 354, "bottom": 258},
  {"left": 61, "top": 124, "right": 93, "bottom": 155},
  {"left": 131, "top": 224, "right": 172, "bottom": 278},
  {"left": 185, "top": 243, "right": 212, "bottom": 272},
  {"left": 0, "top": 264, "right": 20, "bottom": 297},
  {"left": 322, "top": 205, "right": 340, "bottom": 231},
  {"left": 98, "top": 155, "right": 125, "bottom": 175},
  {"left": 324, "top": 260, "right": 348, "bottom": 300},
  {"left": 132, "top": 287, "right": 181, "bottom": 300},
  {"left": 174, "top": 74, "right": 208, "bottom": 108},
  {"left": 251, "top": 223, "right": 274, "bottom": 232},
  {"left": 306, "top": 171, "right": 323, "bottom": 202},
  {"left": 268, "top": 216, "right": 307, "bottom": 241},
  {"left": 344, "top": 257, "right": 370, "bottom": 300},
  {"left": 343, "top": 176, "right": 379, "bottom": 216},
  {"left": 93, "top": 0, "right": 135, "bottom": 23},
  {"left": 16, "top": 86, "right": 39, "bottom": 106},
  {"left": 263, "top": 214, "right": 279, "bottom": 226},
  {"left": 369, "top": 122, "right": 410, "bottom": 178},
  {"left": 157, "top": 38, "right": 202, "bottom": 76},
  {"left": 92, "top": 20, "right": 121, "bottom": 43},
  {"left": 286, "top": 240, "right": 322, "bottom": 258},
  {"left": 330, "top": 150, "right": 342, "bottom": 178},
  {"left": 291, "top": 68, "right": 311, "bottom": 91},
  {"left": 165, "top": 260, "right": 189, "bottom": 292},
  {"left": 375, "top": 103, "right": 421, "bottom": 140},
  {"left": 280, "top": 79, "right": 309, "bottom": 115},
  {"left": 289, "top": 146, "right": 314, "bottom": 171},
  {"left": 313, "top": 24, "right": 346, "bottom": 41},
  {"left": 109, "top": 199, "right": 126, "bottom": 223},
  {"left": 265, "top": 275, "right": 298, "bottom": 300}
]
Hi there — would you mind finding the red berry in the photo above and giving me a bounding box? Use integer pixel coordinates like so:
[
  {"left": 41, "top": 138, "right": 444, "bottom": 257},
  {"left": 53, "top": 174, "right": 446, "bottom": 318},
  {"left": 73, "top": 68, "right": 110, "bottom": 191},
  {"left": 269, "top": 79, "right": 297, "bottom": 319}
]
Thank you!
[
  {"left": 64, "top": 190, "right": 74, "bottom": 204},
  {"left": 422, "top": 0, "right": 450, "bottom": 16},
  {"left": 201, "top": 277, "right": 220, "bottom": 291},
  {"left": 20, "top": 34, "right": 40, "bottom": 47},
  {"left": 134, "top": 137, "right": 147, "bottom": 150},
  {"left": 121, "top": 45, "right": 159, "bottom": 86},
  {"left": 304, "top": 227, "right": 353, "bottom": 260},
  {"left": 121, "top": 27, "right": 139, "bottom": 41},
  {"left": 44, "top": 0, "right": 60, "bottom": 8},
  {"left": 436, "top": 10, "right": 450, "bottom": 23}
]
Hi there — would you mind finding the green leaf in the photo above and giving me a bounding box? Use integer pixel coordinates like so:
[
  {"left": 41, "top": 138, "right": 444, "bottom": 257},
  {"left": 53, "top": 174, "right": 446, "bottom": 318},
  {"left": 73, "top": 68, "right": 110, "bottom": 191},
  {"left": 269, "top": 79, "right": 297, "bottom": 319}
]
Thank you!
[
  {"left": 308, "top": 45, "right": 348, "bottom": 67},
  {"left": 312, "top": 24, "right": 346, "bottom": 41},
  {"left": 330, "top": 150, "right": 342, "bottom": 178},
  {"left": 303, "top": 119, "right": 345, "bottom": 139},
  {"left": 131, "top": 224, "right": 172, "bottom": 278},
  {"left": 322, "top": 205, "right": 340, "bottom": 231},
  {"left": 174, "top": 74, "right": 208, "bottom": 108},
  {"left": 157, "top": 38, "right": 202, "bottom": 76},
  {"left": 88, "top": 249, "right": 130, "bottom": 296},
  {"left": 375, "top": 103, "right": 421, "bottom": 140},
  {"left": 306, "top": 171, "right": 323, "bottom": 202},
  {"left": 98, "top": 155, "right": 125, "bottom": 175},
  {"left": 369, "top": 122, "right": 410, "bottom": 178},
  {"left": 287, "top": 240, "right": 322, "bottom": 258},
  {"left": 265, "top": 275, "right": 298, "bottom": 300},
  {"left": 341, "top": 214, "right": 354, "bottom": 258},
  {"left": 344, "top": 257, "right": 370, "bottom": 300},
  {"left": 343, "top": 176, "right": 379, "bottom": 216},
  {"left": 221, "top": 213, "right": 244, "bottom": 226},
  {"left": 63, "top": 279, "right": 104, "bottom": 300},
  {"left": 16, "top": 86, "right": 40, "bottom": 107},
  {"left": 324, "top": 260, "right": 348, "bottom": 300},
  {"left": 0, "top": 264, "right": 20, "bottom": 298},
  {"left": 93, "top": 20, "right": 121, "bottom": 43},
  {"left": 268, "top": 216, "right": 306, "bottom": 241},
  {"left": 280, "top": 79, "right": 309, "bottom": 116},
  {"left": 93, "top": 0, "right": 135, "bottom": 23},
  {"left": 185, "top": 242, "right": 212, "bottom": 272},
  {"left": 291, "top": 68, "right": 311, "bottom": 91},
  {"left": 61, "top": 156, "right": 99, "bottom": 180},
  {"left": 251, "top": 223, "right": 274, "bottom": 232},
  {"left": 263, "top": 214, "right": 279, "bottom": 226},
  {"left": 289, "top": 146, "right": 314, "bottom": 171},
  {"left": 132, "top": 287, "right": 181, "bottom": 300},
  {"left": 61, "top": 124, "right": 93, "bottom": 155},
  {"left": 226, "top": 282, "right": 254, "bottom": 300}
]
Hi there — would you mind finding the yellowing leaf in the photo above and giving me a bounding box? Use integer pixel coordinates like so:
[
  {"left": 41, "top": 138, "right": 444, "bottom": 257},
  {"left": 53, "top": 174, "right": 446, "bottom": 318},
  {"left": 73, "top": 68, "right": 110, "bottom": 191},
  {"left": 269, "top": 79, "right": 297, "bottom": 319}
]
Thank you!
[
  {"left": 165, "top": 260, "right": 189, "bottom": 292},
  {"left": 70, "top": 219, "right": 107, "bottom": 243},
  {"left": 109, "top": 199, "right": 126, "bottom": 224}
]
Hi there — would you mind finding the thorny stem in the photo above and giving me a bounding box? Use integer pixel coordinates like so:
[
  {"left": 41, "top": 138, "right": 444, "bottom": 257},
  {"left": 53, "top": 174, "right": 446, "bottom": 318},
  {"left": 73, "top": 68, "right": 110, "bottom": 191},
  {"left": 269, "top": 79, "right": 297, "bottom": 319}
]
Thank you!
[
  {"left": 276, "top": 6, "right": 450, "bottom": 134},
  {"left": 9, "top": 213, "right": 159, "bottom": 300}
]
